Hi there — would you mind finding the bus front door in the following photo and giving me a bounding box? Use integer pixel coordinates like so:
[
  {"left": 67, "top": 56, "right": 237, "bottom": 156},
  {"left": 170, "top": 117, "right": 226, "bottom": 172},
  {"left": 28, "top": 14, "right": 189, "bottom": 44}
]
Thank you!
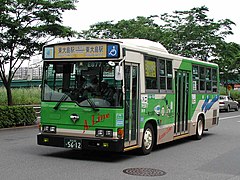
[
  {"left": 175, "top": 70, "right": 189, "bottom": 136},
  {"left": 124, "top": 63, "right": 139, "bottom": 148}
]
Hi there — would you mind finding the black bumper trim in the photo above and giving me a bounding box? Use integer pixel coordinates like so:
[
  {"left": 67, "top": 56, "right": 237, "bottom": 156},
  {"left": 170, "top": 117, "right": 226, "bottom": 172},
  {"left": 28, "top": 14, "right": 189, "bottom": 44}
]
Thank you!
[{"left": 37, "top": 134, "right": 124, "bottom": 152}]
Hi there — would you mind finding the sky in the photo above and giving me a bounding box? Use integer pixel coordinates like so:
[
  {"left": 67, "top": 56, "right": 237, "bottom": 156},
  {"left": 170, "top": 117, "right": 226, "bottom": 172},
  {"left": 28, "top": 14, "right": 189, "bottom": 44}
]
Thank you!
[
  {"left": 62, "top": 0, "right": 240, "bottom": 44},
  {"left": 29, "top": 0, "right": 240, "bottom": 65}
]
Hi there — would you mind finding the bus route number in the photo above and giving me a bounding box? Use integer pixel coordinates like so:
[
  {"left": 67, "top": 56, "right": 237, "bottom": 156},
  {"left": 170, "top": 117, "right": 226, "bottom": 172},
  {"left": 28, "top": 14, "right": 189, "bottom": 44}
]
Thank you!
[{"left": 64, "top": 138, "right": 82, "bottom": 149}]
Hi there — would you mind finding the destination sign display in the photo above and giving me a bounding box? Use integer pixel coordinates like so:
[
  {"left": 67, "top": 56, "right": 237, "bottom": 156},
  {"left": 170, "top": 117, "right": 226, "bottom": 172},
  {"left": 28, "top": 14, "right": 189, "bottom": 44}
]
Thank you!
[
  {"left": 43, "top": 43, "right": 120, "bottom": 59},
  {"left": 55, "top": 44, "right": 107, "bottom": 58}
]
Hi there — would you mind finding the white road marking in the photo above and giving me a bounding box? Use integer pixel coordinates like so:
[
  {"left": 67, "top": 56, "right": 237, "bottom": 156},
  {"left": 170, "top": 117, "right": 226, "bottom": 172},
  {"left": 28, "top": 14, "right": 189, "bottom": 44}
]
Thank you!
[{"left": 220, "top": 115, "right": 240, "bottom": 120}]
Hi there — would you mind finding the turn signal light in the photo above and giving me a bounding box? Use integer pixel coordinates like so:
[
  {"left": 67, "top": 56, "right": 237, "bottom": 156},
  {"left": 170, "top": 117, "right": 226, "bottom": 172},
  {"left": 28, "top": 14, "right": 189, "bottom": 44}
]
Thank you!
[{"left": 117, "top": 128, "right": 124, "bottom": 139}]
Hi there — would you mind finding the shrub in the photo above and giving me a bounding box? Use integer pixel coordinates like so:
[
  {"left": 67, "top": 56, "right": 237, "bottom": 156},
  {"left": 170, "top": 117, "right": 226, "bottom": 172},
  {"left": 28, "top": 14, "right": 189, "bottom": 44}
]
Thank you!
[
  {"left": 230, "top": 90, "right": 240, "bottom": 101},
  {"left": 0, "top": 106, "right": 36, "bottom": 128},
  {"left": 220, "top": 86, "right": 240, "bottom": 100}
]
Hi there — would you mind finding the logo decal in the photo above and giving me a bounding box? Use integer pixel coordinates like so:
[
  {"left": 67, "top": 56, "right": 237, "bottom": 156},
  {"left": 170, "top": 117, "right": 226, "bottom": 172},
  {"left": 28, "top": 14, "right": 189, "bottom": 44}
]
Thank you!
[{"left": 70, "top": 114, "right": 79, "bottom": 123}]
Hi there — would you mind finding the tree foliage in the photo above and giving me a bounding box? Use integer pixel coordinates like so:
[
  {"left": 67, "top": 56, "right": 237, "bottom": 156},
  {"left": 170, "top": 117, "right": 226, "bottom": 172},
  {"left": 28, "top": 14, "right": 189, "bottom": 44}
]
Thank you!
[
  {"left": 213, "top": 42, "right": 240, "bottom": 85},
  {"left": 0, "top": 0, "right": 78, "bottom": 105},
  {"left": 159, "top": 6, "right": 235, "bottom": 60},
  {"left": 81, "top": 16, "right": 164, "bottom": 42},
  {"left": 81, "top": 6, "right": 239, "bottom": 84},
  {"left": 81, "top": 6, "right": 236, "bottom": 61}
]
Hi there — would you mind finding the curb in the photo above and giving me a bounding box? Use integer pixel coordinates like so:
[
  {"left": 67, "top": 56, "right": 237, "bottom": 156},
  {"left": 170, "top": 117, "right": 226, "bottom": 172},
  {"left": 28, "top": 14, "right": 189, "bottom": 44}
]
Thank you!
[{"left": 0, "top": 125, "right": 38, "bottom": 131}]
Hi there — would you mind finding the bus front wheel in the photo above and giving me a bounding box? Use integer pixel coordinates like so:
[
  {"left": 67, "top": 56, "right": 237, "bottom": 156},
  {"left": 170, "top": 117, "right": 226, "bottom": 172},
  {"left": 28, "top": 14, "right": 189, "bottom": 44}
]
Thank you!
[{"left": 139, "top": 123, "right": 154, "bottom": 155}]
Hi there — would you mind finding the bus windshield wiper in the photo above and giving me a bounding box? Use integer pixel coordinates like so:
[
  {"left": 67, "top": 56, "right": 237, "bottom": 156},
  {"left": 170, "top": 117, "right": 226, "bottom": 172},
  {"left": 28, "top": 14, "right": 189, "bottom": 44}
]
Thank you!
[
  {"left": 77, "top": 96, "right": 99, "bottom": 111},
  {"left": 53, "top": 93, "right": 69, "bottom": 110},
  {"left": 86, "top": 98, "right": 99, "bottom": 111}
]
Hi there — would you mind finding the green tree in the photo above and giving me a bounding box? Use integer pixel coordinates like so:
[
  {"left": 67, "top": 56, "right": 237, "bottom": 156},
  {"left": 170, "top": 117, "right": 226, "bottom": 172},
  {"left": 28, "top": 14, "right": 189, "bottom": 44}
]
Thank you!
[
  {"left": 213, "top": 42, "right": 240, "bottom": 91},
  {"left": 81, "top": 6, "right": 235, "bottom": 62},
  {"left": 159, "top": 6, "right": 235, "bottom": 60},
  {"left": 81, "top": 6, "right": 238, "bottom": 86},
  {"left": 0, "top": 0, "right": 78, "bottom": 105},
  {"left": 81, "top": 16, "right": 164, "bottom": 42}
]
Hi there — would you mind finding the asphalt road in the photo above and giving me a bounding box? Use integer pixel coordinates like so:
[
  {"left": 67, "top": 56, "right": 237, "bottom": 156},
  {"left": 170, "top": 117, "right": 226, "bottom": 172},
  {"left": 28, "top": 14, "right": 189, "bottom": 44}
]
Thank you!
[{"left": 0, "top": 110, "right": 240, "bottom": 180}]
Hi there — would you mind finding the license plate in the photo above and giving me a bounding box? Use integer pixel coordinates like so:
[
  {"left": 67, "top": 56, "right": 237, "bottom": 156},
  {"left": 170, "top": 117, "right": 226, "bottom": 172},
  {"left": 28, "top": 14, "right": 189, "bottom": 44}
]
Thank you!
[{"left": 64, "top": 138, "right": 82, "bottom": 149}]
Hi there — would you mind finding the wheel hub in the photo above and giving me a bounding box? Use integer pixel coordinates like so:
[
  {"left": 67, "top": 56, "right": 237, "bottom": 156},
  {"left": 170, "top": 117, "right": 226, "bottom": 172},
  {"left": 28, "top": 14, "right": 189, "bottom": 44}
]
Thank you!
[{"left": 144, "top": 128, "right": 152, "bottom": 150}]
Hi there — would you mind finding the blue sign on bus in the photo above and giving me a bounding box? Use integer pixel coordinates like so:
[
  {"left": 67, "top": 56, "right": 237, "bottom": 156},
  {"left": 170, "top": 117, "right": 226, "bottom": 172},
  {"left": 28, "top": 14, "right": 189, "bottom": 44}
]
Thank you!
[{"left": 107, "top": 44, "right": 119, "bottom": 58}]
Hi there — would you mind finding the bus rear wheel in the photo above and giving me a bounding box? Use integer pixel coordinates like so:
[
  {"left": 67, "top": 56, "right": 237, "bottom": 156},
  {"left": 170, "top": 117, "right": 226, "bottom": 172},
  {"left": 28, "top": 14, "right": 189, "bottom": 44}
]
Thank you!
[
  {"left": 194, "top": 116, "right": 204, "bottom": 140},
  {"left": 139, "top": 123, "right": 154, "bottom": 155}
]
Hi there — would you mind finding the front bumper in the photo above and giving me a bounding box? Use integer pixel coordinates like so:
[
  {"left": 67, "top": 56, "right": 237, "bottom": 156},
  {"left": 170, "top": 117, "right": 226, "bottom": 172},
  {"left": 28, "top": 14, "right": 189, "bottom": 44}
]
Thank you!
[
  {"left": 219, "top": 105, "right": 227, "bottom": 110},
  {"left": 37, "top": 134, "right": 124, "bottom": 152}
]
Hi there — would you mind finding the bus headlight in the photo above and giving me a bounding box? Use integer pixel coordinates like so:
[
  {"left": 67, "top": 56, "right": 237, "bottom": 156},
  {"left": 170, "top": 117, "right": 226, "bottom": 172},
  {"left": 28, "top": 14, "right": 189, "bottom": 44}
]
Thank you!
[
  {"left": 43, "top": 125, "right": 49, "bottom": 132},
  {"left": 96, "top": 129, "right": 104, "bottom": 137},
  {"left": 95, "top": 129, "right": 113, "bottom": 137},
  {"left": 50, "top": 126, "right": 56, "bottom": 133},
  {"left": 105, "top": 130, "right": 113, "bottom": 137},
  {"left": 43, "top": 125, "right": 56, "bottom": 133}
]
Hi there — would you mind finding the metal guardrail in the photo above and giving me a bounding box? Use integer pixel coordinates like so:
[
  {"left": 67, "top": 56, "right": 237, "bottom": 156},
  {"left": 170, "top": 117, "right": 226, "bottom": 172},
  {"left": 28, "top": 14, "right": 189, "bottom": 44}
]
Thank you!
[
  {"left": 33, "top": 106, "right": 41, "bottom": 124},
  {"left": 0, "top": 80, "right": 42, "bottom": 88}
]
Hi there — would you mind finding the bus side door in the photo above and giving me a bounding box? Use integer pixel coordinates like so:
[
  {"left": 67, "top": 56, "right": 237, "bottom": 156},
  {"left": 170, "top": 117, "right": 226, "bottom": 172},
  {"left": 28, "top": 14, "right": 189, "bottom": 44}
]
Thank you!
[
  {"left": 124, "top": 63, "right": 140, "bottom": 147},
  {"left": 175, "top": 70, "right": 190, "bottom": 135}
]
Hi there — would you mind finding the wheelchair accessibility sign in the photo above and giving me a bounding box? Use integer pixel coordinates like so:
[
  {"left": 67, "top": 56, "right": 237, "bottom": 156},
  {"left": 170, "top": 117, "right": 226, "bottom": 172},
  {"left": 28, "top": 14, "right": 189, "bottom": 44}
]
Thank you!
[{"left": 107, "top": 44, "right": 119, "bottom": 58}]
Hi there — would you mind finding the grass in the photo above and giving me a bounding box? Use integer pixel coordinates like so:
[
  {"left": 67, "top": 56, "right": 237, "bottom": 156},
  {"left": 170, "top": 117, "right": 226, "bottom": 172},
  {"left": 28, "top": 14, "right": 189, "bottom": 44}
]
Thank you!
[
  {"left": 0, "top": 86, "right": 240, "bottom": 105},
  {"left": 0, "top": 87, "right": 41, "bottom": 106}
]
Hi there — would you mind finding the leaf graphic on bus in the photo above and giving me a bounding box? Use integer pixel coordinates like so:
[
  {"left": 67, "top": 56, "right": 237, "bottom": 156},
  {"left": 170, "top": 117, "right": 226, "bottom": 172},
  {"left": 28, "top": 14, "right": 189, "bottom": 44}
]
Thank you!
[
  {"left": 204, "top": 95, "right": 219, "bottom": 113},
  {"left": 201, "top": 96, "right": 209, "bottom": 111}
]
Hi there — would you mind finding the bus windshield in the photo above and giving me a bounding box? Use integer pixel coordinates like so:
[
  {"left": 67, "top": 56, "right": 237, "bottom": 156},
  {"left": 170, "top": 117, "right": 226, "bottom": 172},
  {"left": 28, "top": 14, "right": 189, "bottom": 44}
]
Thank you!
[{"left": 42, "top": 61, "right": 123, "bottom": 108}]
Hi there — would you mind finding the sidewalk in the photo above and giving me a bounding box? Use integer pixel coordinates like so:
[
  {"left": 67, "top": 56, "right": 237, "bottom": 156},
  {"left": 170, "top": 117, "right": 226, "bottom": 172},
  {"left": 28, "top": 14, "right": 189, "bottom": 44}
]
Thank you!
[{"left": 0, "top": 125, "right": 38, "bottom": 131}]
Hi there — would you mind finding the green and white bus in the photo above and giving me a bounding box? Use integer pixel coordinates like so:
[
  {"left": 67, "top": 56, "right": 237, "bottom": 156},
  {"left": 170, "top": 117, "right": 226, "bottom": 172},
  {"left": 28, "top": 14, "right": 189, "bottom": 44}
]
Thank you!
[{"left": 37, "top": 39, "right": 219, "bottom": 155}]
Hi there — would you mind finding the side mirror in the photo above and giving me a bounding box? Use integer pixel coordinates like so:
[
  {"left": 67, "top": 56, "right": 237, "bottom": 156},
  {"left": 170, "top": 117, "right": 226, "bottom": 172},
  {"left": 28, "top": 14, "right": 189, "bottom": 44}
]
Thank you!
[
  {"left": 115, "top": 66, "right": 123, "bottom": 81},
  {"left": 108, "top": 61, "right": 115, "bottom": 67}
]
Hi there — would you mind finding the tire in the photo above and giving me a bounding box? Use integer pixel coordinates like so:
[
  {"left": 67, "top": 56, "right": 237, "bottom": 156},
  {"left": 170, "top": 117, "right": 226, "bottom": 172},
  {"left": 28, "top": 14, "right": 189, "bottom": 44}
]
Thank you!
[
  {"left": 226, "top": 105, "right": 230, "bottom": 112},
  {"left": 139, "top": 123, "right": 155, "bottom": 155},
  {"left": 235, "top": 106, "right": 239, "bottom": 111},
  {"left": 194, "top": 116, "right": 204, "bottom": 140}
]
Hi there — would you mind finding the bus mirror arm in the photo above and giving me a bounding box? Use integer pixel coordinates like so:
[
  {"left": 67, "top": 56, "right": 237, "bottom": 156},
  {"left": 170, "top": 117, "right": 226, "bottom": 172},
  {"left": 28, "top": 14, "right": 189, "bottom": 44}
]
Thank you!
[
  {"left": 118, "top": 56, "right": 125, "bottom": 67},
  {"left": 122, "top": 85, "right": 125, "bottom": 94}
]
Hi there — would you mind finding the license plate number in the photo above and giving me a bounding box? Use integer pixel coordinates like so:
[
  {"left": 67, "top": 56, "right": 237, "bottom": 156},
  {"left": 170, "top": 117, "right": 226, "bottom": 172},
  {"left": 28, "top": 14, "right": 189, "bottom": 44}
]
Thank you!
[{"left": 64, "top": 138, "right": 82, "bottom": 149}]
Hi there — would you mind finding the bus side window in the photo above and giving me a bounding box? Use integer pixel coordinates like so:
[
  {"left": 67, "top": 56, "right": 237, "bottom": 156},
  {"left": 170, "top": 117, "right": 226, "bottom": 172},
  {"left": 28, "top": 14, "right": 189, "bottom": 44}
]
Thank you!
[
  {"left": 206, "top": 68, "right": 212, "bottom": 92},
  {"left": 212, "top": 68, "right": 218, "bottom": 93},
  {"left": 144, "top": 56, "right": 157, "bottom": 90},
  {"left": 199, "top": 66, "right": 206, "bottom": 91},
  {"left": 159, "top": 59, "right": 166, "bottom": 90},
  {"left": 192, "top": 65, "right": 199, "bottom": 91},
  {"left": 166, "top": 60, "right": 173, "bottom": 90},
  {"left": 159, "top": 59, "right": 173, "bottom": 92}
]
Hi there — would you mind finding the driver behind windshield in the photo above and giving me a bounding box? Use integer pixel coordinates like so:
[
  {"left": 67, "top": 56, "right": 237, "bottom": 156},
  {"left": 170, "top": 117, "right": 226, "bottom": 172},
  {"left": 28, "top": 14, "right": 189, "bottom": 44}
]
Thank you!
[
  {"left": 100, "top": 80, "right": 116, "bottom": 105},
  {"left": 86, "top": 75, "right": 99, "bottom": 90}
]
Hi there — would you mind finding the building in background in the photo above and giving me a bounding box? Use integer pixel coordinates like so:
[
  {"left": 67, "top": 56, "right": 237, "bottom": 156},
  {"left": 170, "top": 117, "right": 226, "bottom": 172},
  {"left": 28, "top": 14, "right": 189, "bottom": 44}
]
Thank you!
[
  {"left": 13, "top": 65, "right": 43, "bottom": 80},
  {"left": 13, "top": 67, "right": 29, "bottom": 80},
  {"left": 32, "top": 65, "right": 43, "bottom": 80},
  {"left": 13, "top": 57, "right": 43, "bottom": 80}
]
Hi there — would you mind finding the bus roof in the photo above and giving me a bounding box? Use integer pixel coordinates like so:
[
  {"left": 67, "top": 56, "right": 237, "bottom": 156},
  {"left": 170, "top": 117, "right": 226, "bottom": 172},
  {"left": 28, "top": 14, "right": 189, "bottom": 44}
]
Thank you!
[
  {"left": 113, "top": 39, "right": 169, "bottom": 54},
  {"left": 115, "top": 39, "right": 217, "bottom": 67}
]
